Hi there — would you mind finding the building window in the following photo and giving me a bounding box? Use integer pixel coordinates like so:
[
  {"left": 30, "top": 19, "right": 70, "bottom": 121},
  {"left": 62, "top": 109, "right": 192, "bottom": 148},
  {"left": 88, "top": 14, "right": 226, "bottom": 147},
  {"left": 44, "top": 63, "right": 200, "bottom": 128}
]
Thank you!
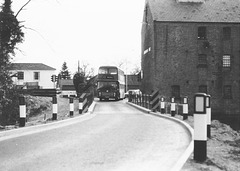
[
  {"left": 197, "top": 54, "right": 207, "bottom": 68},
  {"left": 223, "top": 55, "right": 231, "bottom": 68},
  {"left": 199, "top": 85, "right": 207, "bottom": 94},
  {"left": 223, "top": 27, "right": 231, "bottom": 40},
  {"left": 17, "top": 72, "right": 24, "bottom": 80},
  {"left": 223, "top": 85, "right": 232, "bottom": 99},
  {"left": 198, "top": 26, "right": 206, "bottom": 39},
  {"left": 34, "top": 72, "right": 40, "bottom": 80},
  {"left": 171, "top": 85, "right": 180, "bottom": 100}
]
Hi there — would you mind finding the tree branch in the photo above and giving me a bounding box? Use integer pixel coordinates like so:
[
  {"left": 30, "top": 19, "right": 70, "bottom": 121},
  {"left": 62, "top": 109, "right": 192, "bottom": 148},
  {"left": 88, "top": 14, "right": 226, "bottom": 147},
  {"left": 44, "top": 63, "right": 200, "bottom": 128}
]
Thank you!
[{"left": 15, "top": 0, "right": 32, "bottom": 18}]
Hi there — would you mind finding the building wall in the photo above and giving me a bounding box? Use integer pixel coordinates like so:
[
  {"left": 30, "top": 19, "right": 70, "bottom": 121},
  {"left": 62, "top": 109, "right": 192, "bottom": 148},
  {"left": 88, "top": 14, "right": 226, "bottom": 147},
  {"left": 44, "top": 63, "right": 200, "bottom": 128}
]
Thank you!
[
  {"left": 11, "top": 70, "right": 55, "bottom": 89},
  {"left": 141, "top": 3, "right": 155, "bottom": 93},
  {"left": 142, "top": 21, "right": 240, "bottom": 115}
]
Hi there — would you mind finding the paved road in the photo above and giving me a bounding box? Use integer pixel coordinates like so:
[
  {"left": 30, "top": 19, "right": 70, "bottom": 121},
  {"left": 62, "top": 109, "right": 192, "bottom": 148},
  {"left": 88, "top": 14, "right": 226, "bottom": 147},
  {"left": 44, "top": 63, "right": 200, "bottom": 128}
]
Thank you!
[{"left": 0, "top": 100, "right": 191, "bottom": 171}]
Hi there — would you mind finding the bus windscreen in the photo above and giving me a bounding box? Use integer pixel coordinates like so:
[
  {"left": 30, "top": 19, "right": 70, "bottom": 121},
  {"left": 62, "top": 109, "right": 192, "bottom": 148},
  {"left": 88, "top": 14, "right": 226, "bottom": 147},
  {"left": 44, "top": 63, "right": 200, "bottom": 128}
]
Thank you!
[{"left": 97, "top": 82, "right": 117, "bottom": 89}]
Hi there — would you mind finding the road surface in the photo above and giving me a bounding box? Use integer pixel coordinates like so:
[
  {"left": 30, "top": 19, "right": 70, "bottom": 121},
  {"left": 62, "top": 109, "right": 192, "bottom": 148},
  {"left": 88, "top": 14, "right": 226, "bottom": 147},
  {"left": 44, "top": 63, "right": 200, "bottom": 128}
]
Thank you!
[{"left": 0, "top": 100, "right": 191, "bottom": 171}]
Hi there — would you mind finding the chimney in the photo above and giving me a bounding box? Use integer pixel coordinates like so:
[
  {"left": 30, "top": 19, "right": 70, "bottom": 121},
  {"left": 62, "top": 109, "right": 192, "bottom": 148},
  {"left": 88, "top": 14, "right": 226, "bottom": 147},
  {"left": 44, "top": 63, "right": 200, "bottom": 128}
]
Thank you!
[{"left": 177, "top": 0, "right": 205, "bottom": 3}]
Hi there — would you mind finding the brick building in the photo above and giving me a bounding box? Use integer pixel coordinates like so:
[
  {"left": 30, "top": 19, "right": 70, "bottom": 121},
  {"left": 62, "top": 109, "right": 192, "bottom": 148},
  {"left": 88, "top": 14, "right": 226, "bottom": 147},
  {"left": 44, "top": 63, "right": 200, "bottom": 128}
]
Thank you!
[{"left": 141, "top": 0, "right": 240, "bottom": 118}]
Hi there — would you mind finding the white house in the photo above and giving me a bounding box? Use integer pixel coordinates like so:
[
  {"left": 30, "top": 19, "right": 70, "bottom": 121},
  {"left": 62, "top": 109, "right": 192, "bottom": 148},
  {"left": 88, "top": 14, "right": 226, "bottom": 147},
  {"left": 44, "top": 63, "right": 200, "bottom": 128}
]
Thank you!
[{"left": 10, "top": 63, "right": 56, "bottom": 89}]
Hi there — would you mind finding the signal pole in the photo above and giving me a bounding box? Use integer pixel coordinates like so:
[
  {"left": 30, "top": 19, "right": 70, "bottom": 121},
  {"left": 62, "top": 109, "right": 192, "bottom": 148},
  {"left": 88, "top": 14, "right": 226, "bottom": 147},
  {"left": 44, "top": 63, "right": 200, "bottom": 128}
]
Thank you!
[{"left": 125, "top": 59, "right": 128, "bottom": 92}]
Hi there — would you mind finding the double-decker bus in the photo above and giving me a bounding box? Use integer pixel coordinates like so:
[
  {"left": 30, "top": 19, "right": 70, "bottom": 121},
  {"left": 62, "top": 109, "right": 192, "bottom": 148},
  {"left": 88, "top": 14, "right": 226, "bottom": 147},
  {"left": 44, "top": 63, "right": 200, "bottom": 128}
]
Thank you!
[{"left": 97, "top": 66, "right": 125, "bottom": 101}]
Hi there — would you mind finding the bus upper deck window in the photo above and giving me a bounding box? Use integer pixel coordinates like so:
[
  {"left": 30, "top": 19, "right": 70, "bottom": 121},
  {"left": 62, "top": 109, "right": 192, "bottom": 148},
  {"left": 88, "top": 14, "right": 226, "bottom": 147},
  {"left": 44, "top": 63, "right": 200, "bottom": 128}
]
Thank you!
[
  {"left": 98, "top": 68, "right": 108, "bottom": 74},
  {"left": 109, "top": 68, "right": 117, "bottom": 74}
]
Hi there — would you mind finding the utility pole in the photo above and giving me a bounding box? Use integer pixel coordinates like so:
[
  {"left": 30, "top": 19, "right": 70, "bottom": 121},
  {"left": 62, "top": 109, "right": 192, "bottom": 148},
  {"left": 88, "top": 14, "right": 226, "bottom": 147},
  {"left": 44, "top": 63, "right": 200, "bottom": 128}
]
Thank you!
[{"left": 125, "top": 60, "right": 128, "bottom": 92}]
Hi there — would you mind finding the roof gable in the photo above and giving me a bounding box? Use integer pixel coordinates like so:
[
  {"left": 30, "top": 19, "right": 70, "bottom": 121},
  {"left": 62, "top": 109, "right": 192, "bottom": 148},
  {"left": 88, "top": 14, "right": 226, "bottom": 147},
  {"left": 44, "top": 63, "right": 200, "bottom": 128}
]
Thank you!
[
  {"left": 10, "top": 63, "right": 56, "bottom": 71},
  {"left": 146, "top": 0, "right": 240, "bottom": 23}
]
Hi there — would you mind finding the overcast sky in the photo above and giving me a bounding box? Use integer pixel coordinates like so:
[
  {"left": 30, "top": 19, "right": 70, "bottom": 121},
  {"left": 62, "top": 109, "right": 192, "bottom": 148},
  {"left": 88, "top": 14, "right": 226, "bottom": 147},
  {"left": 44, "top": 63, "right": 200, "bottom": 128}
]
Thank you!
[{"left": 3, "top": 0, "right": 145, "bottom": 75}]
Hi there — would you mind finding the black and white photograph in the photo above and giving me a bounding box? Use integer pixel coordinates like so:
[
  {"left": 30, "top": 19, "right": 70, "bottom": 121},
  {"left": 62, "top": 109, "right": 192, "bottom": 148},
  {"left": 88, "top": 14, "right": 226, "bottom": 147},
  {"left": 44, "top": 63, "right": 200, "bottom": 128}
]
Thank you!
[{"left": 0, "top": 0, "right": 240, "bottom": 170}]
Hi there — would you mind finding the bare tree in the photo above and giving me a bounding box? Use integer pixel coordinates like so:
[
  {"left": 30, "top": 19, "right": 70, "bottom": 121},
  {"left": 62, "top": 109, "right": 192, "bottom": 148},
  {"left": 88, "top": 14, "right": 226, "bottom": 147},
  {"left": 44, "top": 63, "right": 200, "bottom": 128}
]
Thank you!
[
  {"left": 15, "top": 0, "right": 32, "bottom": 18},
  {"left": 73, "top": 62, "right": 96, "bottom": 95},
  {"left": 77, "top": 62, "right": 95, "bottom": 79},
  {"left": 114, "top": 59, "right": 141, "bottom": 75},
  {"left": 116, "top": 61, "right": 124, "bottom": 69},
  {"left": 130, "top": 65, "right": 141, "bottom": 75}
]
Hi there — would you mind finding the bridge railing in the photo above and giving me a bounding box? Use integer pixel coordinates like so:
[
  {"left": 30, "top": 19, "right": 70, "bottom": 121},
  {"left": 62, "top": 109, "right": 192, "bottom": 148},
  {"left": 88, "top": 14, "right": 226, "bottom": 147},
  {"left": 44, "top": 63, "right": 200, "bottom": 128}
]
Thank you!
[
  {"left": 129, "top": 93, "right": 189, "bottom": 120},
  {"left": 15, "top": 88, "right": 95, "bottom": 127}
]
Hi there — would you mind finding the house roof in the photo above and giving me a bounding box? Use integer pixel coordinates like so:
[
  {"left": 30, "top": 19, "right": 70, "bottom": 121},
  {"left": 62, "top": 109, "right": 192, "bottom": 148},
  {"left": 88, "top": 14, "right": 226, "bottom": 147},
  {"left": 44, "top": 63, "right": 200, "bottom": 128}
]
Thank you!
[
  {"left": 146, "top": 0, "right": 240, "bottom": 23},
  {"left": 10, "top": 63, "right": 56, "bottom": 71}
]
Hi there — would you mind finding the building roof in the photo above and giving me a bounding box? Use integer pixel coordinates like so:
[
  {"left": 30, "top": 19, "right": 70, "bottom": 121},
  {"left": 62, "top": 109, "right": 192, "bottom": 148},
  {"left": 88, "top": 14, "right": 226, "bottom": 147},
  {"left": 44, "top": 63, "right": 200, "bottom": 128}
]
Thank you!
[
  {"left": 146, "top": 0, "right": 240, "bottom": 23},
  {"left": 10, "top": 63, "right": 56, "bottom": 71}
]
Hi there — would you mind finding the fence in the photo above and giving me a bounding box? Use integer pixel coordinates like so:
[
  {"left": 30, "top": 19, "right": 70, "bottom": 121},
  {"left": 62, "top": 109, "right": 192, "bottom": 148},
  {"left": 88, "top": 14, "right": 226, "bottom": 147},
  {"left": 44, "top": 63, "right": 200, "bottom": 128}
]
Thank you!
[{"left": 129, "top": 93, "right": 189, "bottom": 119}]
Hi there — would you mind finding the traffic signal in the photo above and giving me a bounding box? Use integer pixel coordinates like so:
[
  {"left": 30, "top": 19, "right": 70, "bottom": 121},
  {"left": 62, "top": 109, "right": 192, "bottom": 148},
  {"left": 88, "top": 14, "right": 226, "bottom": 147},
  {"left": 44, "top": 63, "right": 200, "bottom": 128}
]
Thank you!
[{"left": 51, "top": 75, "right": 56, "bottom": 82}]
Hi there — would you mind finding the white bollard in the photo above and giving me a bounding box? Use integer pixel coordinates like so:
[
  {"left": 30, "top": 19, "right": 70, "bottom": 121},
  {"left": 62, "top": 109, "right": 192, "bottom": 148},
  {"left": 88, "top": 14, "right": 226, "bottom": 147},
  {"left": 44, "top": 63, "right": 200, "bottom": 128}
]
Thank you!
[
  {"left": 194, "top": 93, "right": 207, "bottom": 162},
  {"left": 183, "top": 96, "right": 188, "bottom": 120},
  {"left": 52, "top": 96, "right": 57, "bottom": 120},
  {"left": 79, "top": 95, "right": 84, "bottom": 114},
  {"left": 69, "top": 98, "right": 74, "bottom": 117},
  {"left": 160, "top": 97, "right": 165, "bottom": 114},
  {"left": 19, "top": 96, "right": 26, "bottom": 127},
  {"left": 170, "top": 97, "right": 176, "bottom": 116}
]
